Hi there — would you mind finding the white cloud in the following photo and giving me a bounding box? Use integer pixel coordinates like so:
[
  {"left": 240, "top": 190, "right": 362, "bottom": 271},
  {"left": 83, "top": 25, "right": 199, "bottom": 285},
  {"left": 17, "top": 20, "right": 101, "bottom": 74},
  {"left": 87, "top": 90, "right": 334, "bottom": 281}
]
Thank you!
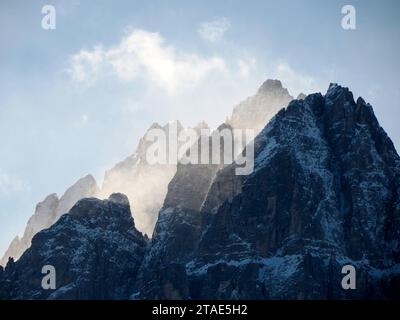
[
  {"left": 0, "top": 171, "right": 30, "bottom": 195},
  {"left": 68, "top": 46, "right": 104, "bottom": 84},
  {"left": 67, "top": 28, "right": 324, "bottom": 107},
  {"left": 198, "top": 17, "right": 231, "bottom": 42},
  {"left": 68, "top": 30, "right": 226, "bottom": 94}
]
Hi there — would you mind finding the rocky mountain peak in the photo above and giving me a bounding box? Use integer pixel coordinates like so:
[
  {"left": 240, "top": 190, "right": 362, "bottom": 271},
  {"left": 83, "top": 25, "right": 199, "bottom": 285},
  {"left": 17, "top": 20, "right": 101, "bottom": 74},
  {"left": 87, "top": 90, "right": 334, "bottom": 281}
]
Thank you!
[
  {"left": 56, "top": 174, "right": 99, "bottom": 217},
  {"left": 0, "top": 175, "right": 100, "bottom": 266},
  {"left": 108, "top": 192, "right": 130, "bottom": 206},
  {"left": 149, "top": 122, "right": 162, "bottom": 130},
  {"left": 135, "top": 82, "right": 400, "bottom": 299},
  {"left": 257, "top": 79, "right": 284, "bottom": 94},
  {"left": 3, "top": 80, "right": 399, "bottom": 300},
  {"left": 228, "top": 79, "right": 294, "bottom": 133},
  {"left": 100, "top": 120, "right": 184, "bottom": 237},
  {"left": 1, "top": 78, "right": 299, "bottom": 265},
  {"left": 0, "top": 194, "right": 147, "bottom": 299},
  {"left": 297, "top": 93, "right": 307, "bottom": 100},
  {"left": 68, "top": 193, "right": 135, "bottom": 231},
  {"left": 31, "top": 193, "right": 59, "bottom": 220},
  {"left": 325, "top": 83, "right": 354, "bottom": 102},
  {"left": 39, "top": 193, "right": 59, "bottom": 205}
]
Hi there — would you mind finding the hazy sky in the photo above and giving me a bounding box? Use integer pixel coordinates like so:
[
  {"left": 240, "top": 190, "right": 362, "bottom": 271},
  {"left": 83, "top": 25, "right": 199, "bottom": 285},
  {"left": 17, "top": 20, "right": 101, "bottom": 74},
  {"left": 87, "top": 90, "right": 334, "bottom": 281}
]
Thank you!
[{"left": 0, "top": 0, "right": 399, "bottom": 256}]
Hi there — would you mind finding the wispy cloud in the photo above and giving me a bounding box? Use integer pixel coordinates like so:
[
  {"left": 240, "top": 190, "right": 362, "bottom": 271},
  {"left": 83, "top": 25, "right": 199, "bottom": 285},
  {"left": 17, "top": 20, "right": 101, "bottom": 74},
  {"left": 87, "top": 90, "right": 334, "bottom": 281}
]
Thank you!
[
  {"left": 197, "top": 17, "right": 231, "bottom": 43},
  {"left": 0, "top": 171, "right": 30, "bottom": 196},
  {"left": 68, "top": 30, "right": 226, "bottom": 94},
  {"left": 67, "top": 27, "right": 324, "bottom": 107},
  {"left": 68, "top": 46, "right": 104, "bottom": 84}
]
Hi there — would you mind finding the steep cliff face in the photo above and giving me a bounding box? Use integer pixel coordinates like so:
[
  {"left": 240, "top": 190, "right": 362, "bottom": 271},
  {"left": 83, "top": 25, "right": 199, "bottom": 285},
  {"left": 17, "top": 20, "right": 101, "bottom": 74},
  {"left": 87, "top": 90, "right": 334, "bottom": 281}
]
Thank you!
[
  {"left": 0, "top": 175, "right": 99, "bottom": 266},
  {"left": 2, "top": 81, "right": 399, "bottom": 300},
  {"left": 1, "top": 79, "right": 293, "bottom": 266},
  {"left": 55, "top": 175, "right": 100, "bottom": 222},
  {"left": 134, "top": 83, "right": 400, "bottom": 300},
  {"left": 187, "top": 84, "right": 400, "bottom": 299},
  {"left": 0, "top": 194, "right": 147, "bottom": 300},
  {"left": 133, "top": 124, "right": 229, "bottom": 299},
  {"left": 1, "top": 121, "right": 185, "bottom": 267},
  {"left": 0, "top": 236, "right": 25, "bottom": 269},
  {"left": 133, "top": 81, "right": 297, "bottom": 299}
]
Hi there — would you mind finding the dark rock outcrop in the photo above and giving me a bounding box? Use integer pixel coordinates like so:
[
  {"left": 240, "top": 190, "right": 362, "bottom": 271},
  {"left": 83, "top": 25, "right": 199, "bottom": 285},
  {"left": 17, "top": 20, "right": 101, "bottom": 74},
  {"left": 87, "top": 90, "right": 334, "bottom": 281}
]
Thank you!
[
  {"left": 135, "top": 83, "right": 400, "bottom": 299},
  {"left": 0, "top": 194, "right": 147, "bottom": 300},
  {"left": 133, "top": 81, "right": 296, "bottom": 299},
  {"left": 187, "top": 84, "right": 400, "bottom": 299},
  {"left": 1, "top": 79, "right": 294, "bottom": 266},
  {"left": 297, "top": 93, "right": 307, "bottom": 100},
  {"left": 1, "top": 175, "right": 99, "bottom": 266},
  {"left": 2, "top": 81, "right": 399, "bottom": 300},
  {"left": 133, "top": 124, "right": 231, "bottom": 299}
]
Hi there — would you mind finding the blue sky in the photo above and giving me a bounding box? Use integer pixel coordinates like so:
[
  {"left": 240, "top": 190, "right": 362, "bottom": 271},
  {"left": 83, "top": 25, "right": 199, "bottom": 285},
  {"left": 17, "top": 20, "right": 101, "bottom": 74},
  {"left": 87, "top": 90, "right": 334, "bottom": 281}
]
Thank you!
[{"left": 0, "top": 0, "right": 399, "bottom": 256}]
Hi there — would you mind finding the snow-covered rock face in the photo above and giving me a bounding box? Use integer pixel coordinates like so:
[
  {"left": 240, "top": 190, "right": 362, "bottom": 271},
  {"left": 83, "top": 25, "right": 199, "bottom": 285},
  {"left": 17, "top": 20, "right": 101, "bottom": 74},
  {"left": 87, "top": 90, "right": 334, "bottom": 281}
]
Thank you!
[
  {"left": 190, "top": 84, "right": 400, "bottom": 299},
  {"left": 2, "top": 81, "right": 399, "bottom": 300},
  {"left": 0, "top": 175, "right": 99, "bottom": 266},
  {"left": 133, "top": 82, "right": 296, "bottom": 299},
  {"left": 0, "top": 194, "right": 147, "bottom": 300},
  {"left": 135, "top": 84, "right": 400, "bottom": 299}
]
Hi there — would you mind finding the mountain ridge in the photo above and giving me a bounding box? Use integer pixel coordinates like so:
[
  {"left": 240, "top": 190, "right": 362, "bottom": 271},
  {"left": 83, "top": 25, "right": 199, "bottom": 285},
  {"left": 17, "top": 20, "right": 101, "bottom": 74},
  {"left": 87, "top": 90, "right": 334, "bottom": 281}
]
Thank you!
[
  {"left": 134, "top": 83, "right": 400, "bottom": 299},
  {"left": 1, "top": 82, "right": 400, "bottom": 299},
  {"left": 1, "top": 79, "right": 294, "bottom": 266}
]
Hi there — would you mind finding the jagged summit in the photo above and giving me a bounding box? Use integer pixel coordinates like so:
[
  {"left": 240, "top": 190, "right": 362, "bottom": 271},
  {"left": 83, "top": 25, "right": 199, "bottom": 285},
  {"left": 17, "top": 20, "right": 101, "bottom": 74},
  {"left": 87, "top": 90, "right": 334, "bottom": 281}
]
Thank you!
[
  {"left": 257, "top": 79, "right": 289, "bottom": 96},
  {"left": 108, "top": 192, "right": 130, "bottom": 206},
  {"left": 149, "top": 122, "right": 162, "bottom": 130},
  {"left": 68, "top": 193, "right": 135, "bottom": 229},
  {"left": 0, "top": 174, "right": 99, "bottom": 266},
  {"left": 3, "top": 80, "right": 399, "bottom": 300},
  {"left": 228, "top": 79, "right": 294, "bottom": 133},
  {"left": 296, "top": 93, "right": 307, "bottom": 100},
  {"left": 135, "top": 83, "right": 400, "bottom": 299},
  {"left": 1, "top": 79, "right": 296, "bottom": 265},
  {"left": 0, "top": 194, "right": 147, "bottom": 299},
  {"left": 100, "top": 120, "right": 185, "bottom": 237},
  {"left": 325, "top": 82, "right": 354, "bottom": 99},
  {"left": 56, "top": 174, "right": 99, "bottom": 215}
]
